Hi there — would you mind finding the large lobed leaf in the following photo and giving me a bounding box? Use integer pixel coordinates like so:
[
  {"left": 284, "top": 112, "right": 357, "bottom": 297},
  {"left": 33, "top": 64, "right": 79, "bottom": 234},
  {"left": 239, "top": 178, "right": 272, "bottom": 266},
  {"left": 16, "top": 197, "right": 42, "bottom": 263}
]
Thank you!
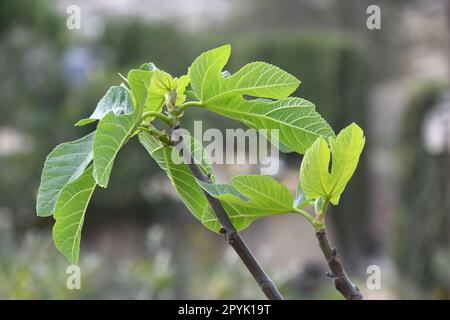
[
  {"left": 188, "top": 44, "right": 335, "bottom": 153},
  {"left": 299, "top": 123, "right": 365, "bottom": 205},
  {"left": 53, "top": 166, "right": 96, "bottom": 264},
  {"left": 36, "top": 132, "right": 94, "bottom": 217}
]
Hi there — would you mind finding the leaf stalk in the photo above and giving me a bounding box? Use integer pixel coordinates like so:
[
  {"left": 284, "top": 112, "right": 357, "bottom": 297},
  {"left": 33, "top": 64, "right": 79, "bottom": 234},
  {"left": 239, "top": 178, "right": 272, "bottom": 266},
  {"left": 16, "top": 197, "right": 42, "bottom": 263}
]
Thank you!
[
  {"left": 172, "top": 100, "right": 203, "bottom": 116},
  {"left": 142, "top": 111, "right": 176, "bottom": 126},
  {"left": 293, "top": 208, "right": 318, "bottom": 228}
]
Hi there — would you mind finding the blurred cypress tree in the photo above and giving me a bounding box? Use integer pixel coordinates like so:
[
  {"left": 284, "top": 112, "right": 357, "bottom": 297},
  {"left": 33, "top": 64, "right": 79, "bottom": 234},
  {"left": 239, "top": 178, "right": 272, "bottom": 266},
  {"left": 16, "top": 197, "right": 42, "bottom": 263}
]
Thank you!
[{"left": 394, "top": 83, "right": 450, "bottom": 299}]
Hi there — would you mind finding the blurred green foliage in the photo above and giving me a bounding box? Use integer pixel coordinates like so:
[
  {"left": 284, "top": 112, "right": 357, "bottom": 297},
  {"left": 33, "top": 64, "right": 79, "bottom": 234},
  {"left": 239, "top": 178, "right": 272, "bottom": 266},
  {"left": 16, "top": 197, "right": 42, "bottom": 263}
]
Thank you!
[
  {"left": 0, "top": 232, "right": 97, "bottom": 299},
  {"left": 0, "top": 0, "right": 63, "bottom": 41},
  {"left": 101, "top": 21, "right": 195, "bottom": 74}
]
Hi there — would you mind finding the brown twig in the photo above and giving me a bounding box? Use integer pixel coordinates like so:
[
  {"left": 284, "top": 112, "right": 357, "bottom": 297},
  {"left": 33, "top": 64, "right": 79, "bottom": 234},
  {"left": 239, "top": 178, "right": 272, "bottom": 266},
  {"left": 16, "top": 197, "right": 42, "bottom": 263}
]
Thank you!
[
  {"left": 171, "top": 125, "right": 284, "bottom": 300},
  {"left": 316, "top": 229, "right": 363, "bottom": 300}
]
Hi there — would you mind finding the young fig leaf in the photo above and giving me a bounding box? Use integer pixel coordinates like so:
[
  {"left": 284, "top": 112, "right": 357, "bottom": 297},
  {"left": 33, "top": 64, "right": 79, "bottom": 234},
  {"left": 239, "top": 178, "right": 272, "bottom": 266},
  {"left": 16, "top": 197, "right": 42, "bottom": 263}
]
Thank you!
[{"left": 299, "top": 123, "right": 365, "bottom": 205}]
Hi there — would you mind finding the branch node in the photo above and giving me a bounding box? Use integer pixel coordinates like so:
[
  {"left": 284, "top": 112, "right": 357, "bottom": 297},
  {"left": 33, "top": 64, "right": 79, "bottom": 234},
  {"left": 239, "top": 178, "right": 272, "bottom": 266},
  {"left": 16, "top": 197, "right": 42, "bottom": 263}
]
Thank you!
[
  {"left": 331, "top": 247, "right": 337, "bottom": 256},
  {"left": 316, "top": 229, "right": 363, "bottom": 300},
  {"left": 226, "top": 231, "right": 238, "bottom": 244}
]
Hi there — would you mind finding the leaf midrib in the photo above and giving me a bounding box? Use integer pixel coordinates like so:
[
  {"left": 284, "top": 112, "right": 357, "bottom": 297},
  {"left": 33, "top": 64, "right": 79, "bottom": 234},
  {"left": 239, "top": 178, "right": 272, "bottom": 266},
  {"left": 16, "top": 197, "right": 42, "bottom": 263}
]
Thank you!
[
  {"left": 70, "top": 185, "right": 95, "bottom": 263},
  {"left": 96, "top": 115, "right": 136, "bottom": 186}
]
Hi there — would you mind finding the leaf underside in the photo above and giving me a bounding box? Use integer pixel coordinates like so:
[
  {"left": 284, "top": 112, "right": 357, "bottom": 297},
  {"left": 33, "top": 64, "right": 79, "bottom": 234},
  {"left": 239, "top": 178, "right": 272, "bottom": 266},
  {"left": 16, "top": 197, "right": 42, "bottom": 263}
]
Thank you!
[
  {"left": 75, "top": 86, "right": 133, "bottom": 126},
  {"left": 36, "top": 132, "right": 94, "bottom": 217},
  {"left": 93, "top": 112, "right": 137, "bottom": 188}
]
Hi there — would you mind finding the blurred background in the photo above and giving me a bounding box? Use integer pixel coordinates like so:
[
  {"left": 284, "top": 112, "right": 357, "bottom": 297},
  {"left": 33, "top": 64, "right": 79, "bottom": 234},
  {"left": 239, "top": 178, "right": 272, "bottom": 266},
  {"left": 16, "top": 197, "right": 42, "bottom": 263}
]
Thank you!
[{"left": 0, "top": 0, "right": 449, "bottom": 299}]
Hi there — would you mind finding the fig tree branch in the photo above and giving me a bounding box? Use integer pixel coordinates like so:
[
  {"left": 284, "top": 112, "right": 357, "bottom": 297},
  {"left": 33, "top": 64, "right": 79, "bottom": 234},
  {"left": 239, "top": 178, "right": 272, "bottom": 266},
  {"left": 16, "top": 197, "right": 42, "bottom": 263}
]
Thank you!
[{"left": 316, "top": 229, "right": 363, "bottom": 300}]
